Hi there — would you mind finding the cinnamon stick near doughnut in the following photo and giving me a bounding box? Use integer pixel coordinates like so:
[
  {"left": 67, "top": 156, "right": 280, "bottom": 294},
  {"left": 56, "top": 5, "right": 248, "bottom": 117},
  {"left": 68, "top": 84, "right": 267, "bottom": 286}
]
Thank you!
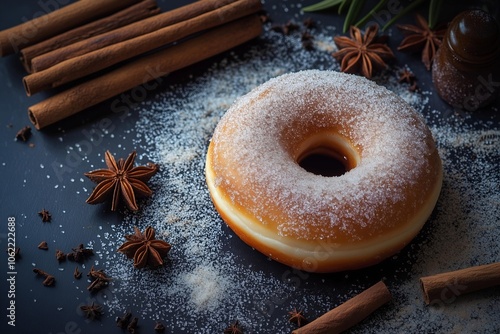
[
  {"left": 292, "top": 281, "right": 392, "bottom": 334},
  {"left": 30, "top": 0, "right": 239, "bottom": 72},
  {"left": 19, "top": 0, "right": 161, "bottom": 73},
  {"left": 0, "top": 0, "right": 140, "bottom": 57},
  {"left": 420, "top": 262, "right": 500, "bottom": 305},
  {"left": 28, "top": 15, "right": 262, "bottom": 130},
  {"left": 23, "top": 0, "right": 262, "bottom": 96}
]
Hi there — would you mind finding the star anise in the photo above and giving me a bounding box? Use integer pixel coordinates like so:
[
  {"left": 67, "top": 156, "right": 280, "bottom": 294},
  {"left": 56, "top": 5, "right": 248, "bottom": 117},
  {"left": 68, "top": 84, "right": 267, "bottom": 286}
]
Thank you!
[
  {"left": 67, "top": 243, "right": 94, "bottom": 262},
  {"left": 117, "top": 226, "right": 171, "bottom": 269},
  {"left": 397, "top": 14, "right": 446, "bottom": 70},
  {"left": 398, "top": 68, "right": 419, "bottom": 92},
  {"left": 80, "top": 302, "right": 103, "bottom": 320},
  {"left": 224, "top": 320, "right": 243, "bottom": 334},
  {"left": 333, "top": 25, "right": 394, "bottom": 79},
  {"left": 398, "top": 68, "right": 416, "bottom": 84},
  {"left": 288, "top": 308, "right": 307, "bottom": 327},
  {"left": 85, "top": 150, "right": 159, "bottom": 211},
  {"left": 38, "top": 208, "right": 51, "bottom": 222}
]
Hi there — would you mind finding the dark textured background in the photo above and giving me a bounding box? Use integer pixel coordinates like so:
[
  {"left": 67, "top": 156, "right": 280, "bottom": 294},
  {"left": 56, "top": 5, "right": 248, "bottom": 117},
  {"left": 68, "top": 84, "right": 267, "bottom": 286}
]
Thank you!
[{"left": 1, "top": 1, "right": 499, "bottom": 333}]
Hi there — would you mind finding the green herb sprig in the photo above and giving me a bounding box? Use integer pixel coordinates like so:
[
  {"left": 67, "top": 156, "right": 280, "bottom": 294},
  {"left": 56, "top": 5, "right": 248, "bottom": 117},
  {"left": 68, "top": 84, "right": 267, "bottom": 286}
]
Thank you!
[{"left": 302, "top": 0, "right": 444, "bottom": 32}]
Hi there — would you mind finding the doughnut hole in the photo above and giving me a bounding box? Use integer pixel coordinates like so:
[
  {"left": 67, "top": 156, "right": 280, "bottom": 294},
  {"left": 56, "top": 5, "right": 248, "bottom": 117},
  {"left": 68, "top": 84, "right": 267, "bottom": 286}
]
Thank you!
[{"left": 295, "top": 133, "right": 360, "bottom": 177}]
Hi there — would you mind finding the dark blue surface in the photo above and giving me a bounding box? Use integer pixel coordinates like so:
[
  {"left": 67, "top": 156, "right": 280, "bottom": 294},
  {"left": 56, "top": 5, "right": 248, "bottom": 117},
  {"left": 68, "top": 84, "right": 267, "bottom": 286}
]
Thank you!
[{"left": 1, "top": 1, "right": 499, "bottom": 334}]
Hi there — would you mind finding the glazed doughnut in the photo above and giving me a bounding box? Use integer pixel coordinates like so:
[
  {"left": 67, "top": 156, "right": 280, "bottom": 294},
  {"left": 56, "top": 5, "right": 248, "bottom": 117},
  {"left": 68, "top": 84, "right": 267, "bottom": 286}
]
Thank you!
[{"left": 205, "top": 70, "right": 442, "bottom": 273}]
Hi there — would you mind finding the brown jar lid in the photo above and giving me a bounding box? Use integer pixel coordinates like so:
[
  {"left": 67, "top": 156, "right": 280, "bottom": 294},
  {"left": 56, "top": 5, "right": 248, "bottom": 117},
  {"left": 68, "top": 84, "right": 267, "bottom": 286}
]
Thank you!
[{"left": 447, "top": 9, "right": 500, "bottom": 64}]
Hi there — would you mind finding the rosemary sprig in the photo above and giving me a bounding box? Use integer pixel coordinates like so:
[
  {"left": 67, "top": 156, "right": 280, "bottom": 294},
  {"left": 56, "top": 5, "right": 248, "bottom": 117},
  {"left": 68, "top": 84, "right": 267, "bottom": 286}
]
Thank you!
[
  {"left": 303, "top": 0, "right": 446, "bottom": 31},
  {"left": 344, "top": 0, "right": 365, "bottom": 33},
  {"left": 381, "top": 0, "right": 427, "bottom": 31},
  {"left": 302, "top": 0, "right": 345, "bottom": 12},
  {"left": 428, "top": 0, "right": 444, "bottom": 29},
  {"left": 354, "top": 0, "right": 388, "bottom": 28},
  {"left": 303, "top": 0, "right": 366, "bottom": 33},
  {"left": 338, "top": 0, "right": 352, "bottom": 14}
]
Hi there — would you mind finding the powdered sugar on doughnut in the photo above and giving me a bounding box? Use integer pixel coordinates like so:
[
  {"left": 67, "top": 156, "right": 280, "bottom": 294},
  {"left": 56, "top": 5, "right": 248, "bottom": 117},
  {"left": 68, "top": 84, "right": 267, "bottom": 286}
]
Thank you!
[{"left": 211, "top": 70, "right": 440, "bottom": 241}]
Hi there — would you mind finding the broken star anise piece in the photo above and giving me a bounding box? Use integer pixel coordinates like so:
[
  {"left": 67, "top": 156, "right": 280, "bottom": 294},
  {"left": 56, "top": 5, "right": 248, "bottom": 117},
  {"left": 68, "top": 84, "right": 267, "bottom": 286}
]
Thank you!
[
  {"left": 38, "top": 241, "right": 48, "bottom": 250},
  {"left": 116, "top": 311, "right": 132, "bottom": 328},
  {"left": 117, "top": 226, "right": 171, "bottom": 269},
  {"left": 333, "top": 24, "right": 394, "bottom": 79},
  {"left": 55, "top": 249, "right": 66, "bottom": 262},
  {"left": 87, "top": 266, "right": 111, "bottom": 293},
  {"left": 42, "top": 275, "right": 56, "bottom": 286},
  {"left": 33, "top": 268, "right": 56, "bottom": 286},
  {"left": 398, "top": 68, "right": 419, "bottom": 91},
  {"left": 288, "top": 308, "right": 307, "bottom": 327},
  {"left": 15, "top": 126, "right": 32, "bottom": 142},
  {"left": 301, "top": 31, "right": 315, "bottom": 51},
  {"left": 67, "top": 243, "right": 94, "bottom": 262},
  {"left": 271, "top": 20, "right": 299, "bottom": 35},
  {"left": 38, "top": 208, "right": 51, "bottom": 222},
  {"left": 154, "top": 321, "right": 166, "bottom": 332},
  {"left": 74, "top": 266, "right": 82, "bottom": 279},
  {"left": 397, "top": 14, "right": 446, "bottom": 70},
  {"left": 85, "top": 150, "right": 159, "bottom": 211},
  {"left": 80, "top": 302, "right": 103, "bottom": 320},
  {"left": 127, "top": 317, "right": 139, "bottom": 334},
  {"left": 87, "top": 265, "right": 112, "bottom": 281},
  {"left": 398, "top": 67, "right": 416, "bottom": 84}
]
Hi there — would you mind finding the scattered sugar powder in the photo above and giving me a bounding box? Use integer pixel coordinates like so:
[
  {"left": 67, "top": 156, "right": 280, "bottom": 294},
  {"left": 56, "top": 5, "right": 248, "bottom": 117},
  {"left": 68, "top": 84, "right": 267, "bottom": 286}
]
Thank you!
[
  {"left": 184, "top": 264, "right": 229, "bottom": 311},
  {"left": 95, "top": 24, "right": 500, "bottom": 333}
]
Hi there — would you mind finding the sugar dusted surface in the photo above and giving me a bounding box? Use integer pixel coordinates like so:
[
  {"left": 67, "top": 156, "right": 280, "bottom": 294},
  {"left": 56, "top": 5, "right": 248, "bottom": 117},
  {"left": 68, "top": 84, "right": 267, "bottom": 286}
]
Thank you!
[
  {"left": 91, "top": 26, "right": 500, "bottom": 333},
  {"left": 211, "top": 70, "right": 438, "bottom": 241}
]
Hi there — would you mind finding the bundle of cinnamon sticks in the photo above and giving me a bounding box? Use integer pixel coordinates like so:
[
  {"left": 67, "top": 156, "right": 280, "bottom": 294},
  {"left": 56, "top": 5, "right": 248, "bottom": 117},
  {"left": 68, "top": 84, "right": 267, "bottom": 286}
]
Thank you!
[{"left": 0, "top": 0, "right": 263, "bottom": 129}]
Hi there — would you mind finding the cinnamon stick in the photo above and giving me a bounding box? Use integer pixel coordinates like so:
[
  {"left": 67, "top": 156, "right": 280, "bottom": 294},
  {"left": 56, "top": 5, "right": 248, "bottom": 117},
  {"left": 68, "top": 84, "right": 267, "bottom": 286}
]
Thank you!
[
  {"left": 0, "top": 0, "right": 140, "bottom": 57},
  {"left": 30, "top": 0, "right": 240, "bottom": 72},
  {"left": 20, "top": 0, "right": 161, "bottom": 73},
  {"left": 28, "top": 15, "right": 262, "bottom": 130},
  {"left": 23, "top": 0, "right": 262, "bottom": 96},
  {"left": 292, "top": 281, "right": 392, "bottom": 334},
  {"left": 420, "top": 262, "right": 500, "bottom": 305}
]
